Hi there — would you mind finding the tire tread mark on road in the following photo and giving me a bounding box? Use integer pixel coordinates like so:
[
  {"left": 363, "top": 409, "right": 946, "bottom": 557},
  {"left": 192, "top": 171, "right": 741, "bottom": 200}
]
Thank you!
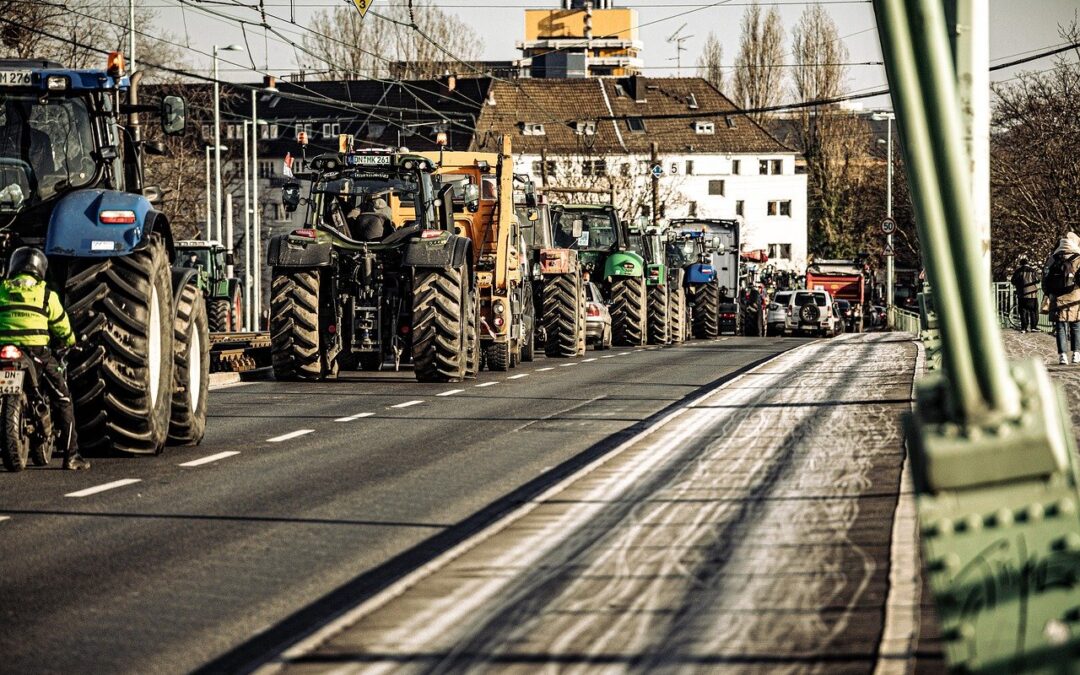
[{"left": 193, "top": 345, "right": 794, "bottom": 675}]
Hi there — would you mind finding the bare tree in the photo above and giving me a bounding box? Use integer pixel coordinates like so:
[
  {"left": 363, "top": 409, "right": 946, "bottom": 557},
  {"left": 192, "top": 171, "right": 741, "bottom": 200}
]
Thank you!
[
  {"left": 303, "top": 0, "right": 483, "bottom": 80},
  {"left": 542, "top": 155, "right": 686, "bottom": 224},
  {"left": 732, "top": 2, "right": 785, "bottom": 120},
  {"left": 696, "top": 32, "right": 725, "bottom": 94},
  {"left": 989, "top": 22, "right": 1080, "bottom": 278}
]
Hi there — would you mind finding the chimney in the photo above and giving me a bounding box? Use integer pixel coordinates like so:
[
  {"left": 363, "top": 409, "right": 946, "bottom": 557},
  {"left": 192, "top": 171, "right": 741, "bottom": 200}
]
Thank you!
[{"left": 625, "top": 74, "right": 646, "bottom": 102}]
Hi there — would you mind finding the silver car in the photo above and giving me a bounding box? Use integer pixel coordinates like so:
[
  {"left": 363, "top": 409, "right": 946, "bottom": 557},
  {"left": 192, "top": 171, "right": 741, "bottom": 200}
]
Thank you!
[
  {"left": 585, "top": 282, "right": 612, "bottom": 350},
  {"left": 766, "top": 290, "right": 792, "bottom": 336},
  {"left": 785, "top": 290, "right": 843, "bottom": 337}
]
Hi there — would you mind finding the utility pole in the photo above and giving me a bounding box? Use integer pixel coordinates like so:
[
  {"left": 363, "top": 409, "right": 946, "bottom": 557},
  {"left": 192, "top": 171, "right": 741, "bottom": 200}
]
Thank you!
[
  {"left": 128, "top": 0, "right": 135, "bottom": 72},
  {"left": 224, "top": 196, "right": 235, "bottom": 280},
  {"left": 251, "top": 94, "right": 261, "bottom": 329},
  {"left": 212, "top": 44, "right": 243, "bottom": 244},
  {"left": 242, "top": 119, "right": 251, "bottom": 331},
  {"left": 204, "top": 145, "right": 211, "bottom": 237},
  {"left": 886, "top": 117, "right": 893, "bottom": 311},
  {"left": 650, "top": 142, "right": 659, "bottom": 227}
]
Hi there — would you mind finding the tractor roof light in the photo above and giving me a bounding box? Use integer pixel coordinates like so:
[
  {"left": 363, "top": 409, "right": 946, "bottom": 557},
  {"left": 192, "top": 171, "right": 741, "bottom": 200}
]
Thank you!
[{"left": 107, "top": 51, "right": 126, "bottom": 77}]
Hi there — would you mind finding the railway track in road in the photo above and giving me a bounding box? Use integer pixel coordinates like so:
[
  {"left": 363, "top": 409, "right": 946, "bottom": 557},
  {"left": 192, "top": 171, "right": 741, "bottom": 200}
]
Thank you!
[{"left": 0, "top": 336, "right": 805, "bottom": 674}]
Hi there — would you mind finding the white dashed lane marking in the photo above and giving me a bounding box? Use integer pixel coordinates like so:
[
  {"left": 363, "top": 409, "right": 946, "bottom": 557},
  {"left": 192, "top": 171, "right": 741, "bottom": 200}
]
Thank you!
[
  {"left": 335, "top": 412, "right": 375, "bottom": 422},
  {"left": 560, "top": 363, "right": 578, "bottom": 368},
  {"left": 437, "top": 389, "right": 464, "bottom": 397},
  {"left": 507, "top": 374, "right": 529, "bottom": 380},
  {"left": 601, "top": 355, "right": 616, "bottom": 359},
  {"left": 476, "top": 382, "right": 498, "bottom": 388},
  {"left": 268, "top": 429, "right": 315, "bottom": 443},
  {"left": 179, "top": 451, "right": 240, "bottom": 467},
  {"left": 65, "top": 478, "right": 142, "bottom": 498},
  {"left": 582, "top": 358, "right": 597, "bottom": 362},
  {"left": 391, "top": 400, "right": 424, "bottom": 409},
  {"left": 536, "top": 367, "right": 555, "bottom": 372}
]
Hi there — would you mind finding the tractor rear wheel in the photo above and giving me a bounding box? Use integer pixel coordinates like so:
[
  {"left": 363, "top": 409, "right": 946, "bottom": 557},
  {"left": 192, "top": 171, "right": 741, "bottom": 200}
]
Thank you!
[
  {"left": 669, "top": 286, "right": 687, "bottom": 344},
  {"left": 647, "top": 283, "right": 670, "bottom": 345},
  {"left": 543, "top": 273, "right": 582, "bottom": 358},
  {"left": 610, "top": 276, "right": 647, "bottom": 346},
  {"left": 521, "top": 285, "right": 535, "bottom": 362},
  {"left": 269, "top": 268, "right": 323, "bottom": 381},
  {"left": 690, "top": 282, "right": 720, "bottom": 339},
  {"left": 412, "top": 265, "right": 467, "bottom": 383},
  {"left": 65, "top": 236, "right": 176, "bottom": 455},
  {"left": 208, "top": 299, "right": 230, "bottom": 333},
  {"left": 168, "top": 280, "right": 209, "bottom": 446},
  {"left": 465, "top": 287, "right": 479, "bottom": 378},
  {"left": 575, "top": 280, "right": 587, "bottom": 356},
  {"left": 486, "top": 342, "right": 510, "bottom": 371}
]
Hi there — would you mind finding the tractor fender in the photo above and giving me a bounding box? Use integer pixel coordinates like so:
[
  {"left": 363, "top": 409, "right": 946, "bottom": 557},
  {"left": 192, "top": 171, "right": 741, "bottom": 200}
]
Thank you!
[
  {"left": 171, "top": 267, "right": 199, "bottom": 323},
  {"left": 266, "top": 233, "right": 334, "bottom": 267},
  {"left": 402, "top": 231, "right": 471, "bottom": 269},
  {"left": 685, "top": 262, "right": 717, "bottom": 285},
  {"left": 45, "top": 189, "right": 153, "bottom": 258},
  {"left": 226, "top": 278, "right": 243, "bottom": 301},
  {"left": 603, "top": 250, "right": 645, "bottom": 279},
  {"left": 645, "top": 263, "right": 666, "bottom": 286}
]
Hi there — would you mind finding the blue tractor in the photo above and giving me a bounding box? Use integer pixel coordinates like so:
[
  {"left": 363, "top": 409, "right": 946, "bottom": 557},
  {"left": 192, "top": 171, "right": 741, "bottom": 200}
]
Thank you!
[{"left": 0, "top": 55, "right": 208, "bottom": 453}]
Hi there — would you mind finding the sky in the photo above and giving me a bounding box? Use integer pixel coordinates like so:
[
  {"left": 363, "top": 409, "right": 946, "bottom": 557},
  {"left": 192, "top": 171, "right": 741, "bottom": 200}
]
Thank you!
[{"left": 149, "top": 0, "right": 1080, "bottom": 107}]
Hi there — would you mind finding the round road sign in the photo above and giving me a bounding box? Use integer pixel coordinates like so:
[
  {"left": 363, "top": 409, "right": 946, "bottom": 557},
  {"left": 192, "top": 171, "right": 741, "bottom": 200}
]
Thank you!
[{"left": 881, "top": 217, "right": 896, "bottom": 235}]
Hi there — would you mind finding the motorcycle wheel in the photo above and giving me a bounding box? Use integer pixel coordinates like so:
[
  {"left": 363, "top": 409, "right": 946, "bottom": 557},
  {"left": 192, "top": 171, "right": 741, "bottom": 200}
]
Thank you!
[
  {"left": 29, "top": 399, "right": 55, "bottom": 466},
  {"left": 1, "top": 393, "right": 30, "bottom": 472}
]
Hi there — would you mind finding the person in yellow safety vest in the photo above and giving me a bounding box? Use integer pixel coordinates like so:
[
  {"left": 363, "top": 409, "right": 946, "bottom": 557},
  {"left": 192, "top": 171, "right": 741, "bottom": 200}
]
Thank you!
[{"left": 0, "top": 247, "right": 89, "bottom": 469}]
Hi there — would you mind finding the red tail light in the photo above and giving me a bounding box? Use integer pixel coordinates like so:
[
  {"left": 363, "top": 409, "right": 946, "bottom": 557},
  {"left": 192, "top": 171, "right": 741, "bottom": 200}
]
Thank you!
[
  {"left": 0, "top": 345, "right": 21, "bottom": 360},
  {"left": 327, "top": 324, "right": 337, "bottom": 334},
  {"left": 99, "top": 210, "right": 136, "bottom": 224},
  {"left": 586, "top": 304, "right": 601, "bottom": 317},
  {"left": 292, "top": 228, "right": 317, "bottom": 238},
  {"left": 400, "top": 324, "right": 411, "bottom": 334}
]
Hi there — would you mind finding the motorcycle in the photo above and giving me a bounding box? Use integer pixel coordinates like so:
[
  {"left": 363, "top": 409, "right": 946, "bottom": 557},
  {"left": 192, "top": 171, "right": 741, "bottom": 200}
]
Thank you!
[{"left": 0, "top": 344, "right": 59, "bottom": 472}]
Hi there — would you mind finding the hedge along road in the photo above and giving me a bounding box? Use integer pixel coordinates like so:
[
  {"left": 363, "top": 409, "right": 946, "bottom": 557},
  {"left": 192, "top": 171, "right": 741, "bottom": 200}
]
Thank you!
[{"left": 0, "top": 336, "right": 805, "bottom": 674}]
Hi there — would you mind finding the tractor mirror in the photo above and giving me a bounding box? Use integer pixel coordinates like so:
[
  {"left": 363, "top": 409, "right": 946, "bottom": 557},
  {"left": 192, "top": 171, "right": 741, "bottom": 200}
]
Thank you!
[
  {"left": 281, "top": 182, "right": 302, "bottom": 212},
  {"left": 143, "top": 140, "right": 167, "bottom": 156},
  {"left": 571, "top": 219, "right": 583, "bottom": 238},
  {"left": 526, "top": 208, "right": 539, "bottom": 222},
  {"left": 160, "top": 95, "right": 186, "bottom": 136},
  {"left": 462, "top": 183, "right": 480, "bottom": 213},
  {"left": 142, "top": 185, "right": 164, "bottom": 205}
]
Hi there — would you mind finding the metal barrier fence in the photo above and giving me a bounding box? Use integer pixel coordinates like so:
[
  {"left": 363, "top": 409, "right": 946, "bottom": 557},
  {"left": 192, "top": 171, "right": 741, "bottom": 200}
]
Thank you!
[
  {"left": 889, "top": 306, "right": 922, "bottom": 334},
  {"left": 990, "top": 281, "right": 1051, "bottom": 331}
]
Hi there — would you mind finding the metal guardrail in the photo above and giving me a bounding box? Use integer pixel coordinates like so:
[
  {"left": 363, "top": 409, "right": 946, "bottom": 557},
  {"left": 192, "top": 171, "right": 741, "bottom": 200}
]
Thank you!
[
  {"left": 888, "top": 306, "right": 921, "bottom": 334},
  {"left": 991, "top": 281, "right": 1052, "bottom": 331}
]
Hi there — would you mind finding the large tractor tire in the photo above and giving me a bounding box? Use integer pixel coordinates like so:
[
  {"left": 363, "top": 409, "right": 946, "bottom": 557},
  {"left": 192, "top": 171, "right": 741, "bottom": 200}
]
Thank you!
[
  {"left": 229, "top": 285, "right": 243, "bottom": 331},
  {"left": 412, "top": 265, "right": 467, "bottom": 383},
  {"left": 647, "top": 283, "right": 671, "bottom": 345},
  {"left": 466, "top": 288, "right": 479, "bottom": 379},
  {"left": 66, "top": 236, "right": 176, "bottom": 455},
  {"left": 609, "top": 276, "right": 647, "bottom": 347},
  {"left": 690, "top": 282, "right": 720, "bottom": 339},
  {"left": 208, "top": 298, "right": 230, "bottom": 333},
  {"left": 485, "top": 342, "right": 511, "bottom": 371},
  {"left": 669, "top": 286, "right": 687, "bottom": 344},
  {"left": 168, "top": 280, "right": 210, "bottom": 446},
  {"left": 521, "top": 285, "right": 535, "bottom": 363},
  {"left": 269, "top": 268, "right": 323, "bottom": 381},
  {"left": 543, "top": 273, "right": 582, "bottom": 358}
]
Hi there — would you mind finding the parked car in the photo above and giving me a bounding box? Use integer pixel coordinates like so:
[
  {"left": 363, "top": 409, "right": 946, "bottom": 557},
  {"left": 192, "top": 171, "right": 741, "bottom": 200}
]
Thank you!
[
  {"left": 785, "top": 290, "right": 843, "bottom": 337},
  {"left": 719, "top": 302, "right": 740, "bottom": 335},
  {"left": 584, "top": 282, "right": 612, "bottom": 350},
  {"left": 766, "top": 290, "right": 793, "bottom": 336}
]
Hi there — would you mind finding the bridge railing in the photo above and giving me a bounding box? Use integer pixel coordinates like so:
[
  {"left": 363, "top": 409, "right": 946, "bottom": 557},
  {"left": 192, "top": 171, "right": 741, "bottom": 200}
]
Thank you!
[
  {"left": 991, "top": 281, "right": 1052, "bottom": 331},
  {"left": 888, "top": 306, "right": 921, "bottom": 334}
]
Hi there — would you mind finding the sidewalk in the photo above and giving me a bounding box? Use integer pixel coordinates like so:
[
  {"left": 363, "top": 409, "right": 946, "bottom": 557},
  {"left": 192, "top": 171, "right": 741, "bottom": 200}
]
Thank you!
[
  {"left": 1001, "top": 327, "right": 1080, "bottom": 429},
  {"left": 264, "top": 333, "right": 921, "bottom": 674}
]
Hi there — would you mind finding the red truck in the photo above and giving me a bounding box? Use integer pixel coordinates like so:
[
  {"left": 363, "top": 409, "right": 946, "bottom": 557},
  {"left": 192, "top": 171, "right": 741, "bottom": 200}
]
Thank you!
[{"left": 806, "top": 260, "right": 868, "bottom": 333}]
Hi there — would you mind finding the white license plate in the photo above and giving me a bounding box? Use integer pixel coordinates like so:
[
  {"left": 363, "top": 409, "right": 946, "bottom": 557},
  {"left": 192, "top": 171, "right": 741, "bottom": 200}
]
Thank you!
[
  {"left": 0, "top": 70, "right": 32, "bottom": 86},
  {"left": 0, "top": 369, "right": 25, "bottom": 395},
  {"left": 91, "top": 240, "right": 117, "bottom": 251}
]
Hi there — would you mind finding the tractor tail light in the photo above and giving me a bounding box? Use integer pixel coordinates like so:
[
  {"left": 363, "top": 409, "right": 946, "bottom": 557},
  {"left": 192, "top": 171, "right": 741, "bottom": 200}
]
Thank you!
[
  {"left": 100, "top": 210, "right": 136, "bottom": 224},
  {"left": 586, "top": 304, "right": 601, "bottom": 318}
]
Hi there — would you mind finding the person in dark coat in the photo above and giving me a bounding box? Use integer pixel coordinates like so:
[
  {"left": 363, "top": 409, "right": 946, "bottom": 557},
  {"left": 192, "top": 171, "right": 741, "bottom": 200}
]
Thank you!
[{"left": 1010, "top": 254, "right": 1040, "bottom": 332}]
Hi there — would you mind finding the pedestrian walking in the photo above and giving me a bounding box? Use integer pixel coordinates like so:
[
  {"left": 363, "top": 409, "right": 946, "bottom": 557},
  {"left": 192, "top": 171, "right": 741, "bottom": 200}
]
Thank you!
[
  {"left": 1010, "top": 255, "right": 1040, "bottom": 332},
  {"left": 1042, "top": 231, "right": 1080, "bottom": 365}
]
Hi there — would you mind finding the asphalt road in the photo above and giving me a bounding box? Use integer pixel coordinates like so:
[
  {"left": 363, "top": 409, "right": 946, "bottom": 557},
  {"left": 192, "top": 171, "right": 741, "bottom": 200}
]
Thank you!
[{"left": 0, "top": 336, "right": 805, "bottom": 674}]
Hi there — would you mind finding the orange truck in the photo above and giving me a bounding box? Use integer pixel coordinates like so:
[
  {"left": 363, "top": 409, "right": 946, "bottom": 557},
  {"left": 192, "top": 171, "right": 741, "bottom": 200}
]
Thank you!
[{"left": 806, "top": 260, "right": 867, "bottom": 332}]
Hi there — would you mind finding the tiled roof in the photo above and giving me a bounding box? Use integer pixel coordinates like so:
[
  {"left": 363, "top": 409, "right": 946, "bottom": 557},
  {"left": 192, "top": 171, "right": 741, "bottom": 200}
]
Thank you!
[{"left": 471, "top": 76, "right": 794, "bottom": 156}]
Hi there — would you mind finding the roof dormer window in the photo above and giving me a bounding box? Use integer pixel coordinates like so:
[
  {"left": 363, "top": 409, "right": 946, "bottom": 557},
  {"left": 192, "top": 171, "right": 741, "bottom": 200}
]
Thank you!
[
  {"left": 694, "top": 121, "right": 715, "bottom": 135},
  {"left": 625, "top": 117, "right": 646, "bottom": 133},
  {"left": 687, "top": 93, "right": 699, "bottom": 110},
  {"left": 521, "top": 122, "right": 546, "bottom": 136},
  {"left": 574, "top": 120, "right": 597, "bottom": 136}
]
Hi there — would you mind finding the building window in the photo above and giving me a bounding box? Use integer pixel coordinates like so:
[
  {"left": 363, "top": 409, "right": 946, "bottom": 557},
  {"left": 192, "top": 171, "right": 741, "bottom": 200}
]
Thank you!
[
  {"left": 574, "top": 120, "right": 597, "bottom": 136},
  {"left": 258, "top": 160, "right": 276, "bottom": 179},
  {"left": 321, "top": 122, "right": 341, "bottom": 138},
  {"left": 731, "top": 159, "right": 741, "bottom": 175},
  {"left": 768, "top": 243, "right": 793, "bottom": 260},
  {"left": 687, "top": 93, "right": 699, "bottom": 110},
  {"left": 693, "top": 121, "right": 715, "bottom": 135},
  {"left": 582, "top": 159, "right": 607, "bottom": 177},
  {"left": 620, "top": 162, "right": 631, "bottom": 177},
  {"left": 708, "top": 180, "right": 725, "bottom": 196},
  {"left": 522, "top": 122, "right": 546, "bottom": 136},
  {"left": 685, "top": 160, "right": 694, "bottom": 175},
  {"left": 735, "top": 200, "right": 744, "bottom": 216},
  {"left": 688, "top": 201, "right": 698, "bottom": 217},
  {"left": 531, "top": 160, "right": 557, "bottom": 177},
  {"left": 295, "top": 122, "right": 312, "bottom": 139},
  {"left": 726, "top": 117, "right": 737, "bottom": 129},
  {"left": 759, "top": 159, "right": 783, "bottom": 175},
  {"left": 767, "top": 200, "right": 792, "bottom": 216},
  {"left": 261, "top": 123, "right": 278, "bottom": 140},
  {"left": 626, "top": 117, "right": 646, "bottom": 133}
]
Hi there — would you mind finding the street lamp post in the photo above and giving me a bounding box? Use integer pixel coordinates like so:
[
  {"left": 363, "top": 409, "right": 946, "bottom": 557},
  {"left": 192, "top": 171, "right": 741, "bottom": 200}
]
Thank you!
[
  {"left": 242, "top": 119, "right": 252, "bottom": 331},
  {"left": 212, "top": 44, "right": 243, "bottom": 244},
  {"left": 874, "top": 111, "right": 896, "bottom": 312},
  {"left": 204, "top": 145, "right": 211, "bottom": 237}
]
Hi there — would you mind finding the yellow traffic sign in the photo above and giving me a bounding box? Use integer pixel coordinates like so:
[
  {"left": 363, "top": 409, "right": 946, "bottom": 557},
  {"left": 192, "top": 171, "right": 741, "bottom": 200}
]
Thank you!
[{"left": 352, "top": 0, "right": 374, "bottom": 17}]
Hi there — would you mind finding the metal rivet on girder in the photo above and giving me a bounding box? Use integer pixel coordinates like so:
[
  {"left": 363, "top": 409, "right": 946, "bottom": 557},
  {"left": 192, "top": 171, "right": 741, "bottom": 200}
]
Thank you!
[
  {"left": 988, "top": 509, "right": 1013, "bottom": 528},
  {"left": 936, "top": 519, "right": 954, "bottom": 536},
  {"left": 964, "top": 514, "right": 983, "bottom": 532},
  {"left": 1052, "top": 534, "right": 1080, "bottom": 552},
  {"left": 944, "top": 623, "right": 976, "bottom": 642},
  {"left": 1057, "top": 499, "right": 1076, "bottom": 517},
  {"left": 1044, "top": 619, "right": 1071, "bottom": 645},
  {"left": 1027, "top": 503, "right": 1045, "bottom": 522}
]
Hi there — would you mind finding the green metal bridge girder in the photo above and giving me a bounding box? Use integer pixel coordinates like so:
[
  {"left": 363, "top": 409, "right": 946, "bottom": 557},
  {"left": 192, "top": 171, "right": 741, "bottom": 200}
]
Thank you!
[{"left": 873, "top": 0, "right": 1080, "bottom": 671}]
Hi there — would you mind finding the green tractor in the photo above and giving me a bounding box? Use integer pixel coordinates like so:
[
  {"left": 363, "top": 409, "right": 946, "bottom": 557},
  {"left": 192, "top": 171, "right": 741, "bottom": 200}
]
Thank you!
[
  {"left": 628, "top": 224, "right": 675, "bottom": 345},
  {"left": 175, "top": 240, "right": 244, "bottom": 332},
  {"left": 550, "top": 204, "right": 646, "bottom": 347},
  {"left": 268, "top": 149, "right": 476, "bottom": 383}
]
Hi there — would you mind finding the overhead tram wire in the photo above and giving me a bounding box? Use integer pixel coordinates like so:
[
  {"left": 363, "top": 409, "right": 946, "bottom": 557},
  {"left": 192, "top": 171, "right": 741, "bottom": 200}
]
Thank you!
[{"left": 590, "top": 39, "right": 1080, "bottom": 123}]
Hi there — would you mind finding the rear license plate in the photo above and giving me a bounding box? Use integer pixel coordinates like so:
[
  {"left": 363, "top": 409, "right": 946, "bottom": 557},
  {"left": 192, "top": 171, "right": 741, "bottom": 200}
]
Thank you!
[
  {"left": 0, "top": 70, "right": 32, "bottom": 86},
  {"left": 0, "top": 369, "right": 25, "bottom": 394}
]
